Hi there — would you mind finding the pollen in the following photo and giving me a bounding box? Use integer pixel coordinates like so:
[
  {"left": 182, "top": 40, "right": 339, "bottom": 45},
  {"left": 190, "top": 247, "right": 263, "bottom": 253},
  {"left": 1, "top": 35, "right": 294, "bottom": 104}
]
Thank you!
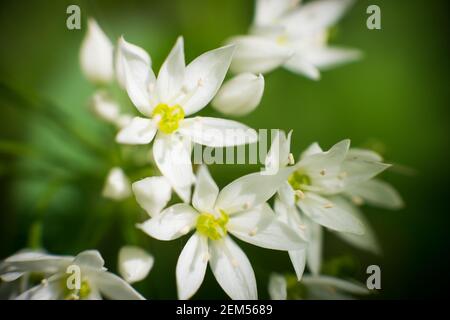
[
  {"left": 152, "top": 103, "right": 185, "bottom": 134},
  {"left": 196, "top": 210, "right": 229, "bottom": 241}
]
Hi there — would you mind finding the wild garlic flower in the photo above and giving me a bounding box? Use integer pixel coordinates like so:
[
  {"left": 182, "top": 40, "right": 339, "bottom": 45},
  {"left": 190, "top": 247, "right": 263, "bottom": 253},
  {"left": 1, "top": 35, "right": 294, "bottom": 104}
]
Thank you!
[
  {"left": 138, "top": 165, "right": 305, "bottom": 300},
  {"left": 8, "top": 250, "right": 144, "bottom": 300},
  {"left": 116, "top": 37, "right": 258, "bottom": 202},
  {"left": 268, "top": 273, "right": 369, "bottom": 300},
  {"left": 228, "top": 0, "right": 361, "bottom": 79}
]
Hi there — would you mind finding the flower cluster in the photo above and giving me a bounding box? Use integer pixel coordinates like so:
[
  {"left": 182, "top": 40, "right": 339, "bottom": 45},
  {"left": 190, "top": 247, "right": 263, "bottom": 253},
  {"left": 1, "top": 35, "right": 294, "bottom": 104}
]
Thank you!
[{"left": 0, "top": 0, "right": 403, "bottom": 300}]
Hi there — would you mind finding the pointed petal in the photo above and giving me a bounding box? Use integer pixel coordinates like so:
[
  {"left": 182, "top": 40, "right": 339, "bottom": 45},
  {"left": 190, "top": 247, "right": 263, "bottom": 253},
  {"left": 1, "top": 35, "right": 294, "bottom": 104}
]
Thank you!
[
  {"left": 265, "top": 130, "right": 292, "bottom": 172},
  {"left": 153, "top": 133, "right": 194, "bottom": 202},
  {"left": 298, "top": 193, "right": 364, "bottom": 235},
  {"left": 176, "top": 233, "right": 208, "bottom": 300},
  {"left": 93, "top": 271, "right": 145, "bottom": 300},
  {"left": 15, "top": 276, "right": 64, "bottom": 300},
  {"left": 283, "top": 53, "right": 320, "bottom": 80},
  {"left": 304, "top": 46, "right": 362, "bottom": 70},
  {"left": 118, "top": 37, "right": 155, "bottom": 116},
  {"left": 118, "top": 246, "right": 154, "bottom": 284},
  {"left": 228, "top": 35, "right": 292, "bottom": 74},
  {"left": 73, "top": 250, "right": 105, "bottom": 270},
  {"left": 116, "top": 117, "right": 157, "bottom": 145},
  {"left": 132, "top": 176, "right": 172, "bottom": 217},
  {"left": 268, "top": 273, "right": 287, "bottom": 300},
  {"left": 254, "top": 0, "right": 300, "bottom": 26},
  {"left": 179, "top": 117, "right": 257, "bottom": 147},
  {"left": 157, "top": 36, "right": 185, "bottom": 103},
  {"left": 216, "top": 167, "right": 293, "bottom": 214},
  {"left": 289, "top": 249, "right": 306, "bottom": 281},
  {"left": 137, "top": 204, "right": 198, "bottom": 241},
  {"left": 302, "top": 275, "right": 369, "bottom": 295},
  {"left": 346, "top": 179, "right": 403, "bottom": 209},
  {"left": 182, "top": 45, "right": 235, "bottom": 116},
  {"left": 211, "top": 73, "right": 265, "bottom": 116},
  {"left": 80, "top": 18, "right": 113, "bottom": 84},
  {"left": 305, "top": 218, "right": 323, "bottom": 275},
  {"left": 332, "top": 197, "right": 381, "bottom": 254},
  {"left": 300, "top": 142, "right": 323, "bottom": 159},
  {"left": 280, "top": 0, "right": 354, "bottom": 36},
  {"left": 192, "top": 165, "right": 219, "bottom": 213},
  {"left": 228, "top": 203, "right": 306, "bottom": 250},
  {"left": 209, "top": 236, "right": 257, "bottom": 300}
]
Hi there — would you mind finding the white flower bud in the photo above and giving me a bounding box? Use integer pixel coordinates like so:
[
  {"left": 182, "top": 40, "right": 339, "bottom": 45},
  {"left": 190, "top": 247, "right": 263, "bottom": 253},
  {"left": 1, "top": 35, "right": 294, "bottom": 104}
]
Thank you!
[
  {"left": 80, "top": 18, "right": 114, "bottom": 84},
  {"left": 102, "top": 167, "right": 131, "bottom": 200},
  {"left": 118, "top": 246, "right": 154, "bottom": 284},
  {"left": 212, "top": 73, "right": 264, "bottom": 116}
]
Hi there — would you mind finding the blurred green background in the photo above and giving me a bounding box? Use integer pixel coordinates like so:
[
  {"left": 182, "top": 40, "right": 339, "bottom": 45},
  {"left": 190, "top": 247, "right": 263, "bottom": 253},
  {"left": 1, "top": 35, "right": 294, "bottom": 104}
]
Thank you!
[{"left": 0, "top": 0, "right": 449, "bottom": 299}]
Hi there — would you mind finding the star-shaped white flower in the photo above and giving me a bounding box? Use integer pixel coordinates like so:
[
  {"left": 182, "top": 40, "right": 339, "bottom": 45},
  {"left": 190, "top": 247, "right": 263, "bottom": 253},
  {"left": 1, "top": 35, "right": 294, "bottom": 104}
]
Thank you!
[
  {"left": 137, "top": 165, "right": 305, "bottom": 300},
  {"left": 7, "top": 250, "right": 144, "bottom": 300},
  {"left": 116, "top": 37, "right": 258, "bottom": 202},
  {"left": 228, "top": 0, "right": 361, "bottom": 79}
]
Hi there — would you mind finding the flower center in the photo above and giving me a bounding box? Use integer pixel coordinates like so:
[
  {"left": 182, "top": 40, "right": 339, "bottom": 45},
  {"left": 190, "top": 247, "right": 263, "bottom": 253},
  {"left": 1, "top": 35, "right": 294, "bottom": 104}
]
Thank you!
[
  {"left": 62, "top": 278, "right": 91, "bottom": 300},
  {"left": 196, "top": 210, "right": 229, "bottom": 241},
  {"left": 152, "top": 103, "right": 185, "bottom": 134},
  {"left": 288, "top": 170, "right": 311, "bottom": 192}
]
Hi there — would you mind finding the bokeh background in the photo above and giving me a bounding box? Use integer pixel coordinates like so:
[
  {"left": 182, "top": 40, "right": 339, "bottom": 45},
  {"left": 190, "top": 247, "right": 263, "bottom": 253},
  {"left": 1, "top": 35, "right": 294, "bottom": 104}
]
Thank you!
[{"left": 0, "top": 0, "right": 449, "bottom": 299}]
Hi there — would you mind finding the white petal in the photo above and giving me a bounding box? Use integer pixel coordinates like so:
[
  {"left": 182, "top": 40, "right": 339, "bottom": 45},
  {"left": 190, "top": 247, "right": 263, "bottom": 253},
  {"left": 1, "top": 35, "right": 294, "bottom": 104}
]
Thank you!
[
  {"left": 346, "top": 148, "right": 383, "bottom": 162},
  {"left": 216, "top": 167, "right": 293, "bottom": 214},
  {"left": 102, "top": 167, "right": 131, "bottom": 201},
  {"left": 118, "top": 246, "right": 154, "bottom": 284},
  {"left": 345, "top": 179, "right": 404, "bottom": 210},
  {"left": 277, "top": 181, "right": 296, "bottom": 208},
  {"left": 300, "top": 142, "right": 323, "bottom": 159},
  {"left": 132, "top": 176, "right": 172, "bottom": 217},
  {"left": 283, "top": 53, "right": 320, "bottom": 80},
  {"left": 338, "top": 157, "right": 390, "bottom": 191},
  {"left": 302, "top": 275, "right": 369, "bottom": 295},
  {"left": 73, "top": 250, "right": 105, "bottom": 270},
  {"left": 274, "top": 197, "right": 307, "bottom": 239},
  {"left": 176, "top": 233, "right": 208, "bottom": 300},
  {"left": 297, "top": 139, "right": 350, "bottom": 192},
  {"left": 116, "top": 117, "right": 157, "bottom": 145},
  {"left": 280, "top": 0, "right": 354, "bottom": 36},
  {"left": 268, "top": 273, "right": 287, "bottom": 300},
  {"left": 289, "top": 249, "right": 306, "bottom": 280},
  {"left": 265, "top": 130, "right": 292, "bottom": 172},
  {"left": 179, "top": 117, "right": 257, "bottom": 147},
  {"left": 192, "top": 165, "right": 219, "bottom": 213},
  {"left": 15, "top": 276, "right": 63, "bottom": 300},
  {"left": 156, "top": 36, "right": 185, "bottom": 103},
  {"left": 182, "top": 45, "right": 235, "bottom": 116},
  {"left": 254, "top": 0, "right": 300, "bottom": 26},
  {"left": 228, "top": 35, "right": 293, "bottom": 74},
  {"left": 137, "top": 204, "right": 198, "bottom": 241},
  {"left": 304, "top": 217, "right": 323, "bottom": 275},
  {"left": 304, "top": 46, "right": 362, "bottom": 70},
  {"left": 118, "top": 37, "right": 155, "bottom": 116},
  {"left": 93, "top": 271, "right": 145, "bottom": 300},
  {"left": 298, "top": 193, "right": 364, "bottom": 235},
  {"left": 152, "top": 133, "right": 194, "bottom": 202},
  {"left": 79, "top": 18, "right": 113, "bottom": 84},
  {"left": 228, "top": 203, "right": 306, "bottom": 250},
  {"left": 209, "top": 236, "right": 257, "bottom": 300},
  {"left": 332, "top": 197, "right": 381, "bottom": 254},
  {"left": 90, "top": 90, "right": 121, "bottom": 125},
  {"left": 1, "top": 251, "right": 72, "bottom": 276},
  {"left": 211, "top": 73, "right": 265, "bottom": 116}
]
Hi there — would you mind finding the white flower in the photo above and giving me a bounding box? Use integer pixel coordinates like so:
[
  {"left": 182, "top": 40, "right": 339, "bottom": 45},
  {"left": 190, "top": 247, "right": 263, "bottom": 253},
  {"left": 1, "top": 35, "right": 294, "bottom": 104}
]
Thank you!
[
  {"left": 212, "top": 73, "right": 265, "bottom": 116},
  {"left": 79, "top": 18, "right": 114, "bottom": 84},
  {"left": 91, "top": 90, "right": 132, "bottom": 128},
  {"left": 15, "top": 250, "right": 144, "bottom": 300},
  {"left": 228, "top": 0, "right": 361, "bottom": 79},
  {"left": 102, "top": 167, "right": 131, "bottom": 201},
  {"left": 268, "top": 273, "right": 369, "bottom": 300},
  {"left": 137, "top": 165, "right": 305, "bottom": 300},
  {"left": 118, "top": 246, "right": 154, "bottom": 284},
  {"left": 116, "top": 37, "right": 258, "bottom": 202}
]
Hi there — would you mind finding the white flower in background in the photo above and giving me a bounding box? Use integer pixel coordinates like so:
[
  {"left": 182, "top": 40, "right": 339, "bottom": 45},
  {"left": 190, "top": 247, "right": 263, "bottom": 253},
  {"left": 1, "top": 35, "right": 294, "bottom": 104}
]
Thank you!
[
  {"left": 132, "top": 176, "right": 173, "bottom": 217},
  {"left": 80, "top": 18, "right": 114, "bottom": 84},
  {"left": 118, "top": 246, "right": 154, "bottom": 284},
  {"left": 268, "top": 131, "right": 401, "bottom": 278},
  {"left": 228, "top": 0, "right": 361, "bottom": 79},
  {"left": 268, "top": 273, "right": 369, "bottom": 300},
  {"left": 116, "top": 36, "right": 258, "bottom": 202},
  {"left": 15, "top": 250, "right": 144, "bottom": 300},
  {"left": 138, "top": 165, "right": 305, "bottom": 300},
  {"left": 102, "top": 167, "right": 131, "bottom": 201},
  {"left": 212, "top": 73, "right": 265, "bottom": 116},
  {"left": 91, "top": 91, "right": 132, "bottom": 128}
]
